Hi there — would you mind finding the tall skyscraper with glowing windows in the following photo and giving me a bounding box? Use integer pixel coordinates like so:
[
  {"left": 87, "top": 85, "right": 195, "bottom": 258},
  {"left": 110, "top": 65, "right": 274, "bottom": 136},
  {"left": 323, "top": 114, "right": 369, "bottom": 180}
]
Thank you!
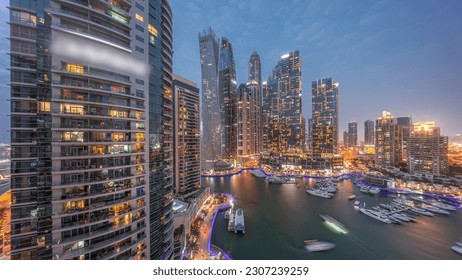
[
  {"left": 364, "top": 120, "right": 375, "bottom": 145},
  {"left": 8, "top": 0, "right": 173, "bottom": 260},
  {"left": 311, "top": 78, "right": 339, "bottom": 156},
  {"left": 408, "top": 122, "right": 448, "bottom": 175},
  {"left": 262, "top": 50, "right": 304, "bottom": 153},
  {"left": 198, "top": 28, "right": 220, "bottom": 169}
]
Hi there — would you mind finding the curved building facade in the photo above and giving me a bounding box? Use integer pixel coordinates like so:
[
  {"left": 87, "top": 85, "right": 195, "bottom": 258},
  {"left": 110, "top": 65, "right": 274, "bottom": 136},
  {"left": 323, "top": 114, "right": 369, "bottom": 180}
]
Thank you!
[{"left": 8, "top": 0, "right": 173, "bottom": 260}]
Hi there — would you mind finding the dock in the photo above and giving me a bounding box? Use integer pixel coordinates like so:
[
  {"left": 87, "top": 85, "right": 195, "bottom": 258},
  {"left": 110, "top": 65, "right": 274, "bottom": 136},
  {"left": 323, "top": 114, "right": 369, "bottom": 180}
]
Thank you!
[{"left": 227, "top": 208, "right": 245, "bottom": 234}]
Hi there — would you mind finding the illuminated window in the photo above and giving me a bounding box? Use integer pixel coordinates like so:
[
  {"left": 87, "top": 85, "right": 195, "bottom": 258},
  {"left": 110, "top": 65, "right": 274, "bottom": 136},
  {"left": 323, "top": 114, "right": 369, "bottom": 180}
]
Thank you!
[
  {"left": 61, "top": 104, "right": 84, "bottom": 114},
  {"left": 148, "top": 24, "right": 158, "bottom": 37},
  {"left": 135, "top": 133, "right": 144, "bottom": 142},
  {"left": 38, "top": 102, "right": 50, "bottom": 112},
  {"left": 62, "top": 132, "right": 84, "bottom": 142},
  {"left": 135, "top": 13, "right": 144, "bottom": 22},
  {"left": 113, "top": 133, "right": 126, "bottom": 142},
  {"left": 67, "top": 63, "right": 84, "bottom": 74}
]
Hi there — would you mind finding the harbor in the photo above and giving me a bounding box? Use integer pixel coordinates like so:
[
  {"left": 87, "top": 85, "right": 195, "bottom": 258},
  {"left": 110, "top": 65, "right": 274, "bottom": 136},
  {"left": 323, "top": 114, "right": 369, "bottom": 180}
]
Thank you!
[{"left": 206, "top": 170, "right": 462, "bottom": 259}]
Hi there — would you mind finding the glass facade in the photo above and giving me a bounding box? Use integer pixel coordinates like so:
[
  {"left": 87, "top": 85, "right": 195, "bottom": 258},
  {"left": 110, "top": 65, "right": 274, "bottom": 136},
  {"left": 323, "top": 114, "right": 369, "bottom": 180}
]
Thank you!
[
  {"left": 364, "top": 120, "right": 375, "bottom": 145},
  {"left": 348, "top": 121, "right": 357, "bottom": 148},
  {"left": 218, "top": 37, "right": 238, "bottom": 161},
  {"left": 311, "top": 78, "right": 339, "bottom": 157},
  {"left": 148, "top": 0, "right": 174, "bottom": 260},
  {"left": 198, "top": 29, "right": 221, "bottom": 169}
]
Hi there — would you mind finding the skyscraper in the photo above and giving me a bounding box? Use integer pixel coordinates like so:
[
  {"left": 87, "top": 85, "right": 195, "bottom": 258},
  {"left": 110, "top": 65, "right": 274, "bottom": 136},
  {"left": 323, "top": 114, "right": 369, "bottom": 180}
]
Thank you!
[
  {"left": 311, "top": 78, "right": 339, "bottom": 156},
  {"left": 247, "top": 52, "right": 262, "bottom": 154},
  {"left": 7, "top": 0, "right": 172, "bottom": 259},
  {"left": 218, "top": 37, "right": 238, "bottom": 160},
  {"left": 375, "top": 111, "right": 402, "bottom": 167},
  {"left": 262, "top": 51, "right": 304, "bottom": 153},
  {"left": 343, "top": 131, "right": 349, "bottom": 148},
  {"left": 408, "top": 122, "right": 448, "bottom": 175},
  {"left": 348, "top": 121, "right": 358, "bottom": 148},
  {"left": 237, "top": 84, "right": 251, "bottom": 156},
  {"left": 173, "top": 75, "right": 201, "bottom": 199},
  {"left": 397, "top": 116, "right": 412, "bottom": 163},
  {"left": 148, "top": 0, "right": 174, "bottom": 260},
  {"left": 199, "top": 29, "right": 220, "bottom": 169},
  {"left": 364, "top": 120, "right": 375, "bottom": 145}
]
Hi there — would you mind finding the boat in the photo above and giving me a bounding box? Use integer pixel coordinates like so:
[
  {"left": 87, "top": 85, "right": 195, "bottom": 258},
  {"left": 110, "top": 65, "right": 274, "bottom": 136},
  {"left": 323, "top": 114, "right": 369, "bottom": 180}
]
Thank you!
[
  {"left": 251, "top": 169, "right": 267, "bottom": 178},
  {"left": 379, "top": 203, "right": 393, "bottom": 210},
  {"left": 410, "top": 196, "right": 428, "bottom": 203},
  {"left": 306, "top": 188, "right": 333, "bottom": 199},
  {"left": 410, "top": 207, "right": 434, "bottom": 217},
  {"left": 390, "top": 213, "right": 411, "bottom": 222},
  {"left": 452, "top": 241, "right": 462, "bottom": 255},
  {"left": 421, "top": 205, "right": 450, "bottom": 215},
  {"left": 347, "top": 194, "right": 356, "bottom": 200},
  {"left": 305, "top": 241, "right": 336, "bottom": 252},
  {"left": 321, "top": 185, "right": 338, "bottom": 193},
  {"left": 319, "top": 214, "right": 349, "bottom": 234},
  {"left": 359, "top": 208, "right": 392, "bottom": 224},
  {"left": 224, "top": 209, "right": 230, "bottom": 219},
  {"left": 368, "top": 187, "right": 381, "bottom": 195},
  {"left": 354, "top": 200, "right": 361, "bottom": 207},
  {"left": 282, "top": 176, "right": 297, "bottom": 184},
  {"left": 431, "top": 201, "right": 456, "bottom": 211},
  {"left": 267, "top": 175, "right": 286, "bottom": 184},
  {"left": 234, "top": 208, "right": 245, "bottom": 234},
  {"left": 359, "top": 186, "right": 370, "bottom": 193}
]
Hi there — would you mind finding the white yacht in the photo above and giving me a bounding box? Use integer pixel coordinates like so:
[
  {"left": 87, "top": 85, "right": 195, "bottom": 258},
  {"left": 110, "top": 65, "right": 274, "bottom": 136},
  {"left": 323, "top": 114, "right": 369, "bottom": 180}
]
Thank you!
[
  {"left": 267, "top": 175, "right": 286, "bottom": 184},
  {"left": 283, "top": 176, "right": 297, "bottom": 184},
  {"left": 251, "top": 169, "right": 267, "bottom": 178},
  {"left": 305, "top": 241, "right": 336, "bottom": 252},
  {"left": 452, "top": 242, "right": 462, "bottom": 255},
  {"left": 368, "top": 187, "right": 381, "bottom": 195},
  {"left": 410, "top": 196, "right": 428, "bottom": 203},
  {"left": 359, "top": 186, "right": 370, "bottom": 193},
  {"left": 390, "top": 213, "right": 411, "bottom": 222},
  {"left": 431, "top": 201, "right": 456, "bottom": 211},
  {"left": 234, "top": 208, "right": 245, "bottom": 234},
  {"left": 306, "top": 188, "right": 333, "bottom": 199},
  {"left": 421, "top": 205, "right": 450, "bottom": 215},
  {"left": 410, "top": 207, "right": 434, "bottom": 217},
  {"left": 359, "top": 208, "right": 392, "bottom": 224}
]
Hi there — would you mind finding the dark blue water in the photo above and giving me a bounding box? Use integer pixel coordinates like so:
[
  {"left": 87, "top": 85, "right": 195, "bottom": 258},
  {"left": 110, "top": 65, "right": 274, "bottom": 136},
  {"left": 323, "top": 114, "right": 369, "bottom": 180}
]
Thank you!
[{"left": 205, "top": 170, "right": 462, "bottom": 260}]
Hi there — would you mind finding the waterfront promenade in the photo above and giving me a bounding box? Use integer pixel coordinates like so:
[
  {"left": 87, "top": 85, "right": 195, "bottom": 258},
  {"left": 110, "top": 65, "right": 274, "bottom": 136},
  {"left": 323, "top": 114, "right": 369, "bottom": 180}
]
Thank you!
[{"left": 192, "top": 194, "right": 233, "bottom": 260}]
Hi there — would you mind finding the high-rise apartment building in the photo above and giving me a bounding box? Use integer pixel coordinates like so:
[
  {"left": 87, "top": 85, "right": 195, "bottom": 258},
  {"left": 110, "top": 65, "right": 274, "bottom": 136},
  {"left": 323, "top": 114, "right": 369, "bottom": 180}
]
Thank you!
[
  {"left": 375, "top": 111, "right": 403, "bottom": 167},
  {"left": 237, "top": 84, "right": 251, "bottom": 156},
  {"left": 343, "top": 131, "right": 349, "bottom": 147},
  {"left": 173, "top": 75, "right": 201, "bottom": 199},
  {"left": 311, "top": 78, "right": 339, "bottom": 156},
  {"left": 262, "top": 51, "right": 304, "bottom": 153},
  {"left": 198, "top": 29, "right": 220, "bottom": 169},
  {"left": 397, "top": 116, "right": 412, "bottom": 163},
  {"left": 247, "top": 52, "right": 262, "bottom": 155},
  {"left": 148, "top": 0, "right": 174, "bottom": 260},
  {"left": 8, "top": 0, "right": 172, "bottom": 260},
  {"left": 218, "top": 37, "right": 238, "bottom": 160},
  {"left": 348, "top": 121, "right": 358, "bottom": 148},
  {"left": 408, "top": 122, "right": 448, "bottom": 175},
  {"left": 364, "top": 120, "right": 375, "bottom": 145}
]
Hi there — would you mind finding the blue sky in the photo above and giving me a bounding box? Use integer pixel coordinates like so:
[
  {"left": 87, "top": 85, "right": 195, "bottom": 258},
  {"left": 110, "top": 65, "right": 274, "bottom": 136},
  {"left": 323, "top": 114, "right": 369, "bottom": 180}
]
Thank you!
[
  {"left": 171, "top": 0, "right": 462, "bottom": 140},
  {"left": 0, "top": 0, "right": 460, "bottom": 143}
]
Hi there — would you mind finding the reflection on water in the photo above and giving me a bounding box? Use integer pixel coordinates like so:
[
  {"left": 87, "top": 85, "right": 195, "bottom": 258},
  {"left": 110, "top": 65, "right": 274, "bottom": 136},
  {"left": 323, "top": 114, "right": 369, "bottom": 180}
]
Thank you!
[{"left": 206, "top": 170, "right": 462, "bottom": 260}]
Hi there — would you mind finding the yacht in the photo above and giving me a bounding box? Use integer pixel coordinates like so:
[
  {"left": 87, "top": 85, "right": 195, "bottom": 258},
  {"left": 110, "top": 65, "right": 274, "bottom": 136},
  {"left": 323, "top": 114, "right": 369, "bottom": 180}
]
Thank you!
[
  {"left": 282, "top": 176, "right": 297, "bottom": 184},
  {"left": 319, "top": 214, "right": 349, "bottom": 234},
  {"left": 305, "top": 241, "right": 336, "bottom": 252},
  {"left": 267, "top": 175, "right": 286, "bottom": 184},
  {"left": 410, "top": 196, "right": 428, "bottom": 203},
  {"left": 379, "top": 203, "right": 393, "bottom": 210},
  {"left": 306, "top": 188, "right": 333, "bottom": 199},
  {"left": 347, "top": 194, "right": 356, "bottom": 200},
  {"left": 224, "top": 209, "right": 231, "bottom": 219},
  {"left": 431, "top": 201, "right": 456, "bottom": 211},
  {"left": 321, "top": 185, "right": 338, "bottom": 193},
  {"left": 421, "top": 205, "right": 450, "bottom": 215},
  {"left": 390, "top": 213, "right": 411, "bottom": 222},
  {"left": 410, "top": 207, "right": 434, "bottom": 217},
  {"left": 359, "top": 186, "right": 370, "bottom": 193},
  {"left": 251, "top": 169, "right": 267, "bottom": 178},
  {"left": 452, "top": 241, "right": 462, "bottom": 255},
  {"left": 368, "top": 187, "right": 381, "bottom": 195},
  {"left": 234, "top": 208, "right": 245, "bottom": 234},
  {"left": 359, "top": 208, "right": 392, "bottom": 224}
]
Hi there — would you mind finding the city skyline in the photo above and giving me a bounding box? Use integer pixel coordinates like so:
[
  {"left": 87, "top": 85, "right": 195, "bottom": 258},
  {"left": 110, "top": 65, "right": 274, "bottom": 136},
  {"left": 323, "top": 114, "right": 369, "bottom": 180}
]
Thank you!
[{"left": 168, "top": 0, "right": 462, "bottom": 141}]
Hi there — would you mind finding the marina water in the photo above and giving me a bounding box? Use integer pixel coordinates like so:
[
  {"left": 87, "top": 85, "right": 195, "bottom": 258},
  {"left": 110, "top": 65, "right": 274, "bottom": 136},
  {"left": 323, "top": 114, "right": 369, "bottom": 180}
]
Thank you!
[{"left": 205, "top": 170, "right": 462, "bottom": 259}]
